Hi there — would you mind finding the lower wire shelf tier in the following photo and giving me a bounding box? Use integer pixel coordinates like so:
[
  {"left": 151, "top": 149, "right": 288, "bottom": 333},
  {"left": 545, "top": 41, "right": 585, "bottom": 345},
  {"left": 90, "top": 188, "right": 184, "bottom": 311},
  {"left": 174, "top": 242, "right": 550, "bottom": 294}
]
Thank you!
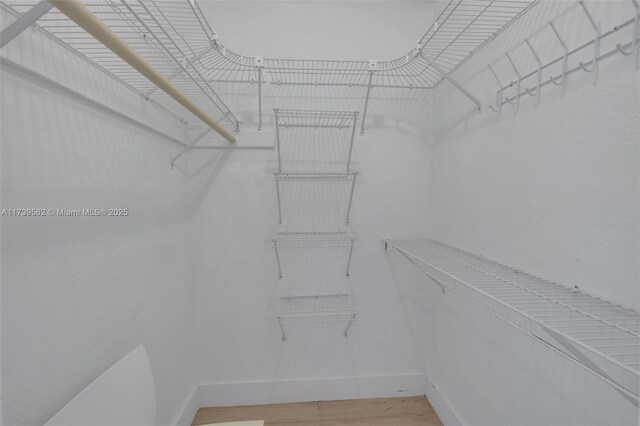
[
  {"left": 275, "top": 294, "right": 358, "bottom": 342},
  {"left": 384, "top": 238, "right": 640, "bottom": 400}
]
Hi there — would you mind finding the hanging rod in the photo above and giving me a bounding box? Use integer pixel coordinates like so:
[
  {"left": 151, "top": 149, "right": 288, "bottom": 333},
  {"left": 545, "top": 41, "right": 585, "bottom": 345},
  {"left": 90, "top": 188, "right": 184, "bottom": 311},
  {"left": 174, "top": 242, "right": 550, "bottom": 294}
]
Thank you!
[{"left": 47, "top": 0, "right": 236, "bottom": 144}]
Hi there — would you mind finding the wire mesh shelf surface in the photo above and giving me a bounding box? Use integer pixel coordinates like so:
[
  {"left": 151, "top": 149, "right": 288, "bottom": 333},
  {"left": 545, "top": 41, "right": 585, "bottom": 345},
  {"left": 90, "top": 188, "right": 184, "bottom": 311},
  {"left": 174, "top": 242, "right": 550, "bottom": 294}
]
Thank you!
[
  {"left": 275, "top": 294, "right": 358, "bottom": 324},
  {"left": 1, "top": 0, "right": 239, "bottom": 136},
  {"left": 384, "top": 238, "right": 640, "bottom": 398},
  {"left": 275, "top": 109, "right": 358, "bottom": 128},
  {"left": 274, "top": 173, "right": 357, "bottom": 231},
  {"left": 3, "top": 0, "right": 539, "bottom": 91}
]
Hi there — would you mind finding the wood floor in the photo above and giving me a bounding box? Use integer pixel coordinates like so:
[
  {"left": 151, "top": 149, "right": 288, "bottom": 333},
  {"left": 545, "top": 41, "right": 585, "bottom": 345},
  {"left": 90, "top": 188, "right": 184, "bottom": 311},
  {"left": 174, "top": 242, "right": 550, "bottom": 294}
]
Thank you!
[{"left": 191, "top": 396, "right": 443, "bottom": 426}]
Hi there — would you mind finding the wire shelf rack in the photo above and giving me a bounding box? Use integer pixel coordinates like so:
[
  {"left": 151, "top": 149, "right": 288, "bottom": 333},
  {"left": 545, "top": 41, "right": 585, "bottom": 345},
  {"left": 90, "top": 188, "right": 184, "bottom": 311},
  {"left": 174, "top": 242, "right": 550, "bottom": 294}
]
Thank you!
[
  {"left": 0, "top": 0, "right": 239, "bottom": 137},
  {"left": 275, "top": 294, "right": 358, "bottom": 341},
  {"left": 3, "top": 0, "right": 538, "bottom": 91},
  {"left": 274, "top": 172, "right": 358, "bottom": 231},
  {"left": 275, "top": 109, "right": 358, "bottom": 173},
  {"left": 384, "top": 238, "right": 640, "bottom": 399},
  {"left": 273, "top": 230, "right": 355, "bottom": 286}
]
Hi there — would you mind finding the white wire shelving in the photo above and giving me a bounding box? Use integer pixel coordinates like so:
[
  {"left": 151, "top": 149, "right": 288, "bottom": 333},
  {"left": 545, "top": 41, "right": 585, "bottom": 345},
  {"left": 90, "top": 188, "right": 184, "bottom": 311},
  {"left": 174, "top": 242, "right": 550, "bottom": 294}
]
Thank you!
[
  {"left": 273, "top": 230, "right": 355, "bottom": 280},
  {"left": 0, "top": 0, "right": 240, "bottom": 140},
  {"left": 275, "top": 109, "right": 358, "bottom": 173},
  {"left": 384, "top": 238, "right": 640, "bottom": 400},
  {"left": 275, "top": 294, "right": 358, "bottom": 342},
  {"left": 274, "top": 172, "right": 358, "bottom": 231},
  {"left": 1, "top": 0, "right": 541, "bottom": 135},
  {"left": 487, "top": 0, "right": 640, "bottom": 114}
]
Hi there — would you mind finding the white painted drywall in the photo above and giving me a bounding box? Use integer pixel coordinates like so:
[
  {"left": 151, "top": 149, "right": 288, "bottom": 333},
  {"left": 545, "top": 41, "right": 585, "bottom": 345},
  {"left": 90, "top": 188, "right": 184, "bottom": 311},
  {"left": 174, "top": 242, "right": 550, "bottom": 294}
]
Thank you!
[
  {"left": 431, "top": 0, "right": 640, "bottom": 311},
  {"left": 394, "top": 0, "right": 640, "bottom": 424},
  {"left": 188, "top": 1, "right": 434, "bottom": 403},
  {"left": 0, "top": 12, "right": 197, "bottom": 426}
]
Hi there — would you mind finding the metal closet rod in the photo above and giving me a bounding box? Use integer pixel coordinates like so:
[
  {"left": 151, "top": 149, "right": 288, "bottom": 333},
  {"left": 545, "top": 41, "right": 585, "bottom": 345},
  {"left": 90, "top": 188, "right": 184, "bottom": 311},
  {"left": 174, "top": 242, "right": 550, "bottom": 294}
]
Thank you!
[{"left": 47, "top": 0, "right": 236, "bottom": 144}]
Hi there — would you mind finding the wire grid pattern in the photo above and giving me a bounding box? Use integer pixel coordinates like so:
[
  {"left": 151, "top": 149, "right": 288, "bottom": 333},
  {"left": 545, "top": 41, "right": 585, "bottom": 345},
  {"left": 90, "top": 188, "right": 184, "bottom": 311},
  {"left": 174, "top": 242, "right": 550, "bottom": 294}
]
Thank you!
[
  {"left": 2, "top": 0, "right": 538, "bottom": 95},
  {"left": 275, "top": 294, "right": 357, "bottom": 324},
  {"left": 386, "top": 238, "right": 640, "bottom": 396},
  {"left": 274, "top": 231, "right": 354, "bottom": 297},
  {"left": 263, "top": 0, "right": 538, "bottom": 88},
  {"left": 1, "top": 0, "right": 239, "bottom": 135},
  {"left": 275, "top": 110, "right": 358, "bottom": 173},
  {"left": 275, "top": 173, "right": 356, "bottom": 232}
]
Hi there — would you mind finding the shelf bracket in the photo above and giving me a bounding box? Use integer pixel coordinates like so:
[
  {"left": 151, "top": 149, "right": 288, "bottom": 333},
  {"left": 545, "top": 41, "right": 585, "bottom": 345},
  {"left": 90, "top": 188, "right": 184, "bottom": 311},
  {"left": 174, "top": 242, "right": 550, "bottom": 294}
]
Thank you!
[
  {"left": 524, "top": 39, "right": 542, "bottom": 106},
  {"left": 0, "top": 0, "right": 53, "bottom": 49},
  {"left": 421, "top": 53, "right": 482, "bottom": 112},
  {"left": 344, "top": 313, "right": 357, "bottom": 337},
  {"left": 487, "top": 65, "right": 503, "bottom": 114},
  {"left": 170, "top": 127, "right": 212, "bottom": 168},
  {"left": 275, "top": 178, "right": 283, "bottom": 224},
  {"left": 255, "top": 56, "right": 264, "bottom": 130},
  {"left": 277, "top": 317, "right": 286, "bottom": 342},
  {"left": 345, "top": 176, "right": 356, "bottom": 224},
  {"left": 577, "top": 0, "right": 601, "bottom": 85},
  {"left": 346, "top": 240, "right": 355, "bottom": 278},
  {"left": 274, "top": 109, "right": 282, "bottom": 172},
  {"left": 505, "top": 53, "right": 522, "bottom": 113},
  {"left": 360, "top": 64, "right": 376, "bottom": 136},
  {"left": 346, "top": 112, "right": 358, "bottom": 171},
  {"left": 273, "top": 241, "right": 283, "bottom": 279},
  {"left": 549, "top": 22, "right": 569, "bottom": 96}
]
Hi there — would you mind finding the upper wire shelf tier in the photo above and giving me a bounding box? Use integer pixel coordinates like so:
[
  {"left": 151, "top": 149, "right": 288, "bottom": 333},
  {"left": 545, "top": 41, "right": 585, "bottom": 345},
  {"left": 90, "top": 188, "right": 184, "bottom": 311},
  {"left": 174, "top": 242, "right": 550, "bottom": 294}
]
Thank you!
[
  {"left": 275, "top": 109, "right": 359, "bottom": 173},
  {"left": 384, "top": 238, "right": 640, "bottom": 399},
  {"left": 274, "top": 172, "right": 358, "bottom": 181},
  {"left": 274, "top": 109, "right": 358, "bottom": 129},
  {"left": 3, "top": 0, "right": 538, "bottom": 91},
  {"left": 0, "top": 0, "right": 239, "bottom": 137}
]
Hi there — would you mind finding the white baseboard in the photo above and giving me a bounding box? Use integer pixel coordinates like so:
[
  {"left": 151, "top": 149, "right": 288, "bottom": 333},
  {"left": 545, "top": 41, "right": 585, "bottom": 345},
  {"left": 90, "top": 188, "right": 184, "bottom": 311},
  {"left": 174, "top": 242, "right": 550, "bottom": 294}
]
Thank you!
[
  {"left": 172, "top": 386, "right": 199, "bottom": 426},
  {"left": 424, "top": 375, "right": 462, "bottom": 426},
  {"left": 173, "top": 374, "right": 426, "bottom": 425}
]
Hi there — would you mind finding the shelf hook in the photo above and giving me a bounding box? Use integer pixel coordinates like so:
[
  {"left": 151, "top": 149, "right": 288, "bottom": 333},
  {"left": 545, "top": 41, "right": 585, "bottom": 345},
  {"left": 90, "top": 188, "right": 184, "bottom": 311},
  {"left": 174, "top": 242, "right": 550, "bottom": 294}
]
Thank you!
[
  {"left": 616, "top": 0, "right": 639, "bottom": 66},
  {"left": 577, "top": 0, "right": 601, "bottom": 84},
  {"left": 505, "top": 53, "right": 522, "bottom": 113},
  {"left": 487, "top": 65, "right": 503, "bottom": 113},
  {"left": 524, "top": 39, "right": 542, "bottom": 106},
  {"left": 549, "top": 21, "right": 568, "bottom": 96}
]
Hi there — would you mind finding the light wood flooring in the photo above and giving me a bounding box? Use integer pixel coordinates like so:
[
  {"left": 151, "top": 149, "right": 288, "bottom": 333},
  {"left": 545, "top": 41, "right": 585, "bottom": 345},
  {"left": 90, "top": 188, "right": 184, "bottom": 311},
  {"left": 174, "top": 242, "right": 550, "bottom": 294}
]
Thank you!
[{"left": 191, "top": 396, "right": 443, "bottom": 426}]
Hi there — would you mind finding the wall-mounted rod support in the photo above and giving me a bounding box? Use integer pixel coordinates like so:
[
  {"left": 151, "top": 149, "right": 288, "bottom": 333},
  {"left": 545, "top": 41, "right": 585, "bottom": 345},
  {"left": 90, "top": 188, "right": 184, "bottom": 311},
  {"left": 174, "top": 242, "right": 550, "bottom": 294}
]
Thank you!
[
  {"left": 421, "top": 53, "right": 482, "bottom": 111},
  {"left": 0, "top": 0, "right": 53, "bottom": 48},
  {"left": 488, "top": 65, "right": 503, "bottom": 113},
  {"left": 47, "top": 0, "right": 237, "bottom": 143},
  {"left": 275, "top": 178, "right": 283, "bottom": 224}
]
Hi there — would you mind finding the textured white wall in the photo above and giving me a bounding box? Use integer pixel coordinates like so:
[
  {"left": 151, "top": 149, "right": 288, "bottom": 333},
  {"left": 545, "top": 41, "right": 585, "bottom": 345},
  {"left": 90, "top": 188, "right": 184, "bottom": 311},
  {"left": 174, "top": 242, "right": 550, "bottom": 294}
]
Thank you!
[
  {"left": 0, "top": 12, "right": 196, "bottom": 426},
  {"left": 188, "top": 1, "right": 434, "bottom": 401}
]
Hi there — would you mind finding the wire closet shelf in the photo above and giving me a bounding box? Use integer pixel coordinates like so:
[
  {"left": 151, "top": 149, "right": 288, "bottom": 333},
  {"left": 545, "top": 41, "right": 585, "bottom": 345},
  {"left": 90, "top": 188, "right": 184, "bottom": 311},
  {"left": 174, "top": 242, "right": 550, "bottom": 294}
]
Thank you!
[
  {"left": 2, "top": 0, "right": 539, "bottom": 90},
  {"left": 0, "top": 0, "right": 240, "bottom": 138},
  {"left": 384, "top": 239, "right": 640, "bottom": 400}
]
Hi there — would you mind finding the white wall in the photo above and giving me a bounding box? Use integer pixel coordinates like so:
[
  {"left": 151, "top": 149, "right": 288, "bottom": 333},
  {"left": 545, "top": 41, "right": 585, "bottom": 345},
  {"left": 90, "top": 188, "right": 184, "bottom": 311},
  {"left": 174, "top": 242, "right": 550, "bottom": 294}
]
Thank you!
[
  {"left": 0, "top": 12, "right": 197, "bottom": 426},
  {"left": 396, "top": 0, "right": 640, "bottom": 424},
  {"left": 431, "top": 0, "right": 640, "bottom": 311},
  {"left": 188, "top": 1, "right": 434, "bottom": 403}
]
